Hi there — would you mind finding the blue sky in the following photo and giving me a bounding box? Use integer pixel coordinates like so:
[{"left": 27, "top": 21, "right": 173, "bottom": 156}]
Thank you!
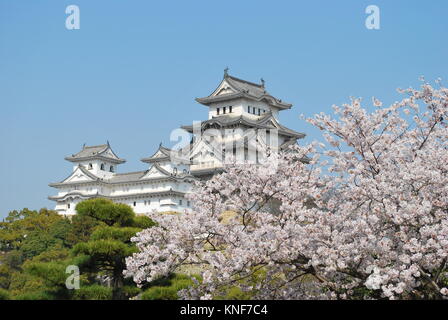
[{"left": 0, "top": 0, "right": 447, "bottom": 218}]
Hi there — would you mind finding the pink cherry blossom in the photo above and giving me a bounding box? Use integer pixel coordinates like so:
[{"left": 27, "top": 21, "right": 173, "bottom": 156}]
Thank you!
[{"left": 125, "top": 81, "right": 448, "bottom": 300}]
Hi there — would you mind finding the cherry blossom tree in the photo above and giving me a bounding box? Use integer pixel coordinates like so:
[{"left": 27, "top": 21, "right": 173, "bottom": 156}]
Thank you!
[{"left": 125, "top": 81, "right": 448, "bottom": 300}]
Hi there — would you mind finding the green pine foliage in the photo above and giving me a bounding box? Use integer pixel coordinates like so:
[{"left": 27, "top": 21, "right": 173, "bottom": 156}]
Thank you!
[
  {"left": 0, "top": 199, "right": 156, "bottom": 300},
  {"left": 0, "top": 288, "right": 10, "bottom": 300},
  {"left": 72, "top": 284, "right": 113, "bottom": 300},
  {"left": 141, "top": 274, "right": 201, "bottom": 300}
]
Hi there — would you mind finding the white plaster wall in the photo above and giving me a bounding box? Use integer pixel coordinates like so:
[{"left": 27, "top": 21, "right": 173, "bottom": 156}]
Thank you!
[
  {"left": 72, "top": 160, "right": 118, "bottom": 178},
  {"left": 207, "top": 98, "right": 280, "bottom": 121},
  {"left": 56, "top": 191, "right": 193, "bottom": 216},
  {"left": 208, "top": 99, "right": 244, "bottom": 119}
]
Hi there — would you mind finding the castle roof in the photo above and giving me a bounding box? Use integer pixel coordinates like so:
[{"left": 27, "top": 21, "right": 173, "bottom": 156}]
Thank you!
[
  {"left": 181, "top": 112, "right": 305, "bottom": 139},
  {"left": 49, "top": 162, "right": 196, "bottom": 188},
  {"left": 141, "top": 144, "right": 172, "bottom": 163},
  {"left": 65, "top": 142, "right": 126, "bottom": 164},
  {"left": 48, "top": 189, "right": 187, "bottom": 202},
  {"left": 107, "top": 171, "right": 148, "bottom": 183},
  {"left": 195, "top": 71, "right": 292, "bottom": 110}
]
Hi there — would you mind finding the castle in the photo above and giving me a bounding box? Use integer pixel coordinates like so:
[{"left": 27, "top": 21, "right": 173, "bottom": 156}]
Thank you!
[{"left": 48, "top": 70, "right": 305, "bottom": 215}]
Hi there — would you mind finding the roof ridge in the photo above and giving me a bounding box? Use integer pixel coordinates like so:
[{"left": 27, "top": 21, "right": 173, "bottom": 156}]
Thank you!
[
  {"left": 84, "top": 144, "right": 108, "bottom": 149},
  {"left": 227, "top": 75, "right": 263, "bottom": 88},
  {"left": 113, "top": 170, "right": 147, "bottom": 176}
]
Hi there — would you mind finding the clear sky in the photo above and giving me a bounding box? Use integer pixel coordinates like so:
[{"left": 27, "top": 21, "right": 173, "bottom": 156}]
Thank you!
[{"left": 0, "top": 0, "right": 447, "bottom": 218}]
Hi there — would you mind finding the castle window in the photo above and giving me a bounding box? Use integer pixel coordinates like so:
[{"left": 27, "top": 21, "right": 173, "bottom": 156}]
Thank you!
[
  {"left": 100, "top": 163, "right": 105, "bottom": 170},
  {"left": 223, "top": 107, "right": 226, "bottom": 114},
  {"left": 67, "top": 203, "right": 70, "bottom": 209},
  {"left": 179, "top": 199, "right": 183, "bottom": 205},
  {"left": 133, "top": 201, "right": 136, "bottom": 207},
  {"left": 229, "top": 106, "right": 232, "bottom": 113},
  {"left": 187, "top": 201, "right": 190, "bottom": 207},
  {"left": 253, "top": 108, "right": 256, "bottom": 115},
  {"left": 110, "top": 166, "right": 114, "bottom": 173},
  {"left": 88, "top": 163, "right": 93, "bottom": 170},
  {"left": 258, "top": 108, "right": 261, "bottom": 115},
  {"left": 217, "top": 108, "right": 220, "bottom": 115},
  {"left": 247, "top": 106, "right": 251, "bottom": 113}
]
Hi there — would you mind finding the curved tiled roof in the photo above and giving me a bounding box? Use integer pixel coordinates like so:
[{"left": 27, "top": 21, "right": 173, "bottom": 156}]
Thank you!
[
  {"left": 65, "top": 143, "right": 126, "bottom": 164},
  {"left": 141, "top": 145, "right": 172, "bottom": 163},
  {"left": 48, "top": 191, "right": 93, "bottom": 201},
  {"left": 48, "top": 165, "right": 100, "bottom": 187},
  {"left": 181, "top": 113, "right": 305, "bottom": 139},
  {"left": 196, "top": 73, "right": 292, "bottom": 110},
  {"left": 71, "top": 144, "right": 108, "bottom": 157},
  {"left": 49, "top": 163, "right": 197, "bottom": 188},
  {"left": 49, "top": 189, "right": 187, "bottom": 202},
  {"left": 107, "top": 170, "right": 148, "bottom": 183},
  {"left": 226, "top": 75, "right": 266, "bottom": 97}
]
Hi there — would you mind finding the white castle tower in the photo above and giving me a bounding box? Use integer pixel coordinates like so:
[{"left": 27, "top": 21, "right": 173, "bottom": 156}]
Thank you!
[
  {"left": 49, "top": 70, "right": 305, "bottom": 215},
  {"left": 181, "top": 68, "right": 305, "bottom": 177}
]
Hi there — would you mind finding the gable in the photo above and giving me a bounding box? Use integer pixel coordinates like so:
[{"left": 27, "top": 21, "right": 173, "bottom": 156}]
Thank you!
[
  {"left": 211, "top": 79, "right": 237, "bottom": 97},
  {"left": 152, "top": 150, "right": 168, "bottom": 159},
  {"left": 140, "top": 165, "right": 171, "bottom": 179},
  {"left": 189, "top": 139, "right": 223, "bottom": 164},
  {"left": 99, "top": 147, "right": 119, "bottom": 160},
  {"left": 62, "top": 167, "right": 96, "bottom": 183}
]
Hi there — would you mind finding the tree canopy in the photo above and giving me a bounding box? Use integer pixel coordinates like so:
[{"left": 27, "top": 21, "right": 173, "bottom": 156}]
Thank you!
[{"left": 0, "top": 199, "right": 155, "bottom": 300}]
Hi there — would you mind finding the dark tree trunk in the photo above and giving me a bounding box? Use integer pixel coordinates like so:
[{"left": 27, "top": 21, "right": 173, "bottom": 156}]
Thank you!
[{"left": 112, "top": 263, "right": 125, "bottom": 300}]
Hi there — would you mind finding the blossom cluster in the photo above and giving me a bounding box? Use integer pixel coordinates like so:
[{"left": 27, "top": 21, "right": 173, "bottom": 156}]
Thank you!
[{"left": 125, "top": 82, "right": 448, "bottom": 299}]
